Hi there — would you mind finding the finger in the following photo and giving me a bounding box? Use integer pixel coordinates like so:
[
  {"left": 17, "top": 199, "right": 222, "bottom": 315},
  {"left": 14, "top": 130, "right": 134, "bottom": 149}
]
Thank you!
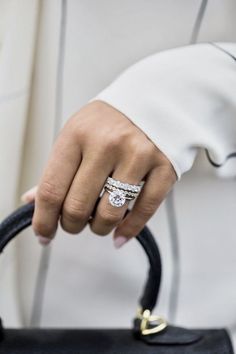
[
  {"left": 60, "top": 154, "right": 112, "bottom": 234},
  {"left": 90, "top": 159, "right": 147, "bottom": 236},
  {"left": 21, "top": 186, "right": 56, "bottom": 246},
  {"left": 33, "top": 126, "right": 82, "bottom": 239},
  {"left": 113, "top": 164, "right": 176, "bottom": 248},
  {"left": 21, "top": 186, "right": 38, "bottom": 203}
]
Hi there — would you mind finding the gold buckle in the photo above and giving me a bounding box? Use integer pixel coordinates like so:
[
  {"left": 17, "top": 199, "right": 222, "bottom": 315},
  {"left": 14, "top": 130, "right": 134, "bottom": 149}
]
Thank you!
[{"left": 136, "top": 308, "right": 167, "bottom": 336}]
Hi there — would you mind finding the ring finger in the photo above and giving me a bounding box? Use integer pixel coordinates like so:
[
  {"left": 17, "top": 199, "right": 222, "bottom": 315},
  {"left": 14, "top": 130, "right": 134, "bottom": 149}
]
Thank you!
[{"left": 90, "top": 160, "right": 147, "bottom": 236}]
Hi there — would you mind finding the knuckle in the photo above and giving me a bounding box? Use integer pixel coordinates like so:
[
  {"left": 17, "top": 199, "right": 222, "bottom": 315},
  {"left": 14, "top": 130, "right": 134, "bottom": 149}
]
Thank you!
[
  {"left": 101, "top": 135, "right": 120, "bottom": 151},
  {"left": 130, "top": 140, "right": 154, "bottom": 161},
  {"left": 63, "top": 199, "right": 89, "bottom": 222},
  {"left": 38, "top": 182, "right": 62, "bottom": 206},
  {"left": 67, "top": 114, "right": 89, "bottom": 141},
  {"left": 75, "top": 122, "right": 89, "bottom": 140}
]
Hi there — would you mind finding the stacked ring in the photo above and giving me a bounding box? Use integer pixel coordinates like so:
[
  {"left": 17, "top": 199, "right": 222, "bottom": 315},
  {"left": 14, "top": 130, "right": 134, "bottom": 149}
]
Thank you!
[{"left": 104, "top": 177, "right": 143, "bottom": 208}]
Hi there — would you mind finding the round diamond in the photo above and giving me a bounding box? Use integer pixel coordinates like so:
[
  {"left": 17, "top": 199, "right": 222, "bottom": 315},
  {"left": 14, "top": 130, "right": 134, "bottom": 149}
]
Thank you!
[{"left": 108, "top": 189, "right": 126, "bottom": 207}]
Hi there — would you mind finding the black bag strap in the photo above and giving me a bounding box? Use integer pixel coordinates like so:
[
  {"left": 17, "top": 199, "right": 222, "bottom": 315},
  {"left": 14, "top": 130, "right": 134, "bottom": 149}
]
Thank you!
[{"left": 0, "top": 203, "right": 162, "bottom": 331}]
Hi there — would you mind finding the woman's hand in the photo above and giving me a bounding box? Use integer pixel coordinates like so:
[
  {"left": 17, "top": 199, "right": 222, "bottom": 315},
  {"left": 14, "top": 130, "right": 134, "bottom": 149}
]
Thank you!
[{"left": 22, "top": 101, "right": 177, "bottom": 247}]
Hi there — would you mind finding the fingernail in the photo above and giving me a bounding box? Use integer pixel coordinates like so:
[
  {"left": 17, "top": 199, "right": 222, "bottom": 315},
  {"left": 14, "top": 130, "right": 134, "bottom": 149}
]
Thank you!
[
  {"left": 114, "top": 236, "right": 128, "bottom": 249},
  {"left": 37, "top": 236, "right": 52, "bottom": 246},
  {"left": 21, "top": 186, "right": 38, "bottom": 203}
]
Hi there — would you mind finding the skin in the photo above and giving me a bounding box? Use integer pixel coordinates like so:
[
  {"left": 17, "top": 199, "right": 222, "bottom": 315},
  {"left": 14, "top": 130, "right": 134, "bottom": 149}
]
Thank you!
[{"left": 22, "top": 101, "right": 177, "bottom": 247}]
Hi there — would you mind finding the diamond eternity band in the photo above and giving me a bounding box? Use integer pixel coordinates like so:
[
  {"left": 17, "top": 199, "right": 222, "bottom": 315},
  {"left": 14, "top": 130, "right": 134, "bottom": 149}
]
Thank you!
[
  {"left": 106, "top": 177, "right": 142, "bottom": 193},
  {"left": 104, "top": 177, "right": 143, "bottom": 208}
]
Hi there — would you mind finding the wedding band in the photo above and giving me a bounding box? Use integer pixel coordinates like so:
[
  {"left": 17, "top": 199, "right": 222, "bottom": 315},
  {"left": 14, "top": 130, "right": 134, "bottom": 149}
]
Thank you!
[
  {"left": 104, "top": 177, "right": 143, "bottom": 208},
  {"left": 106, "top": 177, "right": 142, "bottom": 193},
  {"left": 105, "top": 184, "right": 137, "bottom": 199}
]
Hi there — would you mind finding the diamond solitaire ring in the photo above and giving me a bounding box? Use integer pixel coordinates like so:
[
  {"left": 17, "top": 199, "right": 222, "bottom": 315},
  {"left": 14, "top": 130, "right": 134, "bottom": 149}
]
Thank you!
[{"left": 104, "top": 177, "right": 143, "bottom": 208}]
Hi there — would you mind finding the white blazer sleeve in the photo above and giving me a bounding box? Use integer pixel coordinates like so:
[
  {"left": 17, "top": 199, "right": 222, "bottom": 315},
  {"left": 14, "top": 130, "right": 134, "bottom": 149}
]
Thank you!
[{"left": 92, "top": 43, "right": 236, "bottom": 180}]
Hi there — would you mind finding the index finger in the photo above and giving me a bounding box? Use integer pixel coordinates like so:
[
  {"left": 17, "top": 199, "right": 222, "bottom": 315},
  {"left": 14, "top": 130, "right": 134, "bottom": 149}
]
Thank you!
[{"left": 33, "top": 125, "right": 82, "bottom": 239}]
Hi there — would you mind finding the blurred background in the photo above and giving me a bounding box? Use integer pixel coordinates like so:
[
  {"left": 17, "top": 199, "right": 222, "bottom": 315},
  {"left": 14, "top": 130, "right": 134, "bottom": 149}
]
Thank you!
[{"left": 0, "top": 0, "right": 236, "bottom": 345}]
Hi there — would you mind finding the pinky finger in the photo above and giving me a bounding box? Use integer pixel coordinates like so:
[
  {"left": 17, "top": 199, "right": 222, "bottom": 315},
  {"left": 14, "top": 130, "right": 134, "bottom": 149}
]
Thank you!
[{"left": 113, "top": 165, "right": 176, "bottom": 248}]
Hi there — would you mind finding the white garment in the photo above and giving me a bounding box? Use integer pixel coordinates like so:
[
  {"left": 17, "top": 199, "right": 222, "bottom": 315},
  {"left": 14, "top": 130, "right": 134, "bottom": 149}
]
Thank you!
[
  {"left": 0, "top": 0, "right": 236, "bottom": 351},
  {"left": 94, "top": 42, "right": 236, "bottom": 179}
]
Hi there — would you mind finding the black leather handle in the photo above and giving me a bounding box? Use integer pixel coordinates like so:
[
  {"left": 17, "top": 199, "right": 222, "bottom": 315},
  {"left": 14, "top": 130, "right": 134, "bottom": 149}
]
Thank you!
[{"left": 0, "top": 203, "right": 162, "bottom": 314}]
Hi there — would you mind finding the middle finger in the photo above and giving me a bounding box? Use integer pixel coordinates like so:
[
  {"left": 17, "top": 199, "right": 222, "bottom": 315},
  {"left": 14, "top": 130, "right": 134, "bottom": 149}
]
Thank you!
[{"left": 61, "top": 154, "right": 112, "bottom": 234}]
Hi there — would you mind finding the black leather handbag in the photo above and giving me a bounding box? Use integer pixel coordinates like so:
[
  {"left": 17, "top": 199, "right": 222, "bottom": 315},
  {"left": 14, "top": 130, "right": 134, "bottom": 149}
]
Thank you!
[{"left": 0, "top": 203, "right": 234, "bottom": 353}]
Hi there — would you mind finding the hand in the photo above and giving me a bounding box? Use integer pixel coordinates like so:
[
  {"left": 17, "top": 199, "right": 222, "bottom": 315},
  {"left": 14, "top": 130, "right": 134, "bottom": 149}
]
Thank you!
[{"left": 22, "top": 101, "right": 177, "bottom": 247}]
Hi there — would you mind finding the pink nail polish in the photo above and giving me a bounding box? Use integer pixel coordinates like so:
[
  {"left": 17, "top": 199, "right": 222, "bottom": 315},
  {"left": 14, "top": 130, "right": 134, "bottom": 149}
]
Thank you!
[
  {"left": 37, "top": 236, "right": 51, "bottom": 246},
  {"left": 114, "top": 236, "right": 128, "bottom": 249},
  {"left": 21, "top": 186, "right": 38, "bottom": 203}
]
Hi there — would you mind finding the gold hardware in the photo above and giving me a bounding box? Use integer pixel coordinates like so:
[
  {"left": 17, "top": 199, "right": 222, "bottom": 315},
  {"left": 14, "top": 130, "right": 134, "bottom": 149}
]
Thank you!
[{"left": 136, "top": 308, "right": 167, "bottom": 336}]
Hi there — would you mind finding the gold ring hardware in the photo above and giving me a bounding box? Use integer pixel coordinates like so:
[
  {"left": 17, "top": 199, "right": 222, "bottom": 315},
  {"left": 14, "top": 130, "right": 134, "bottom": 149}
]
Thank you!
[{"left": 136, "top": 308, "right": 168, "bottom": 336}]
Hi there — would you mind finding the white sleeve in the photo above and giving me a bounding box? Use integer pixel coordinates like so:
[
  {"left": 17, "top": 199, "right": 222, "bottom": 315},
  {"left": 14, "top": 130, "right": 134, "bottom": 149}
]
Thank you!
[{"left": 91, "top": 43, "right": 236, "bottom": 180}]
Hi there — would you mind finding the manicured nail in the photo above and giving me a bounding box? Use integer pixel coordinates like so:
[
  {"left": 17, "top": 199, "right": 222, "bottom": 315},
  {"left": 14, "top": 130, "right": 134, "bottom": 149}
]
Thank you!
[
  {"left": 114, "top": 236, "right": 128, "bottom": 249},
  {"left": 37, "top": 236, "right": 52, "bottom": 246},
  {"left": 21, "top": 186, "right": 38, "bottom": 203}
]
